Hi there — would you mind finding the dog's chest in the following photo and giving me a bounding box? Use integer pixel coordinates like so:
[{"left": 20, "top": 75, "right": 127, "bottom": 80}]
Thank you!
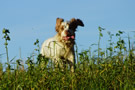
[
  {"left": 43, "top": 40, "right": 72, "bottom": 58},
  {"left": 53, "top": 42, "right": 67, "bottom": 57}
]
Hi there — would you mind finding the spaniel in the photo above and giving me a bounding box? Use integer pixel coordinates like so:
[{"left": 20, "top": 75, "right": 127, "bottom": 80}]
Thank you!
[{"left": 40, "top": 18, "right": 84, "bottom": 72}]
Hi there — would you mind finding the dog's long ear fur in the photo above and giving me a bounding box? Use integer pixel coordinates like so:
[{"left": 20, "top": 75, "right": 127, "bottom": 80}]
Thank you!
[
  {"left": 55, "top": 18, "right": 64, "bottom": 32},
  {"left": 70, "top": 18, "right": 84, "bottom": 30}
]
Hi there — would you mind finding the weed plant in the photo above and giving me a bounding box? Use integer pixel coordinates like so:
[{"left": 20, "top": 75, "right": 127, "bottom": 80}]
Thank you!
[{"left": 0, "top": 27, "right": 135, "bottom": 89}]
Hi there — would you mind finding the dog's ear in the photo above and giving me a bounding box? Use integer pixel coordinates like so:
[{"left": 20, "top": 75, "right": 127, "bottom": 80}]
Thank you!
[
  {"left": 70, "top": 18, "right": 84, "bottom": 30},
  {"left": 55, "top": 18, "right": 64, "bottom": 32}
]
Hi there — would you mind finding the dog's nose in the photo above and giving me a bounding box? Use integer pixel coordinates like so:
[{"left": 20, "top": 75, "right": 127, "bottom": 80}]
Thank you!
[{"left": 65, "top": 30, "right": 70, "bottom": 35}]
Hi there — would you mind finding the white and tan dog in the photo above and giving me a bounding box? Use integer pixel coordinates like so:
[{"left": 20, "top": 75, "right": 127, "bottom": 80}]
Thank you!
[{"left": 40, "top": 18, "right": 84, "bottom": 72}]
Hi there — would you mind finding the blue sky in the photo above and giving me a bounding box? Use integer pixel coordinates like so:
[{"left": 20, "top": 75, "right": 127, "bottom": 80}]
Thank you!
[{"left": 0, "top": 0, "right": 135, "bottom": 63}]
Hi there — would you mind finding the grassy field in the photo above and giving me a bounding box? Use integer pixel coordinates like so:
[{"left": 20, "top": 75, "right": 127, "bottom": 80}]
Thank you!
[{"left": 0, "top": 28, "right": 135, "bottom": 89}]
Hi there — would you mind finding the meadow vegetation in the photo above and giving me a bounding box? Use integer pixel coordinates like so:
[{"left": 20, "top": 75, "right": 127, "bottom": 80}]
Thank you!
[{"left": 0, "top": 27, "right": 135, "bottom": 89}]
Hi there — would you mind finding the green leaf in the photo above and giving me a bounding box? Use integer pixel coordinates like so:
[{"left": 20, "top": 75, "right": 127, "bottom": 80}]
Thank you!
[
  {"left": 36, "top": 39, "right": 39, "bottom": 43},
  {"left": 5, "top": 29, "right": 10, "bottom": 33},
  {"left": 4, "top": 42, "right": 8, "bottom": 45},
  {"left": 3, "top": 35, "right": 6, "bottom": 38},
  {"left": 2, "top": 28, "right": 6, "bottom": 33},
  {"left": 114, "top": 46, "right": 118, "bottom": 48},
  {"left": 118, "top": 30, "right": 123, "bottom": 34},
  {"left": 116, "top": 33, "right": 120, "bottom": 36},
  {"left": 6, "top": 36, "right": 10, "bottom": 41},
  {"left": 100, "top": 51, "right": 105, "bottom": 56},
  {"left": 100, "top": 33, "right": 103, "bottom": 37},
  {"left": 121, "top": 40, "right": 125, "bottom": 44}
]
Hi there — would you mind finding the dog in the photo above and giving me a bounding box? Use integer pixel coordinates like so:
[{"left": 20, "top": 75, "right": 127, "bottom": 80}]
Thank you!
[{"left": 40, "top": 18, "right": 84, "bottom": 72}]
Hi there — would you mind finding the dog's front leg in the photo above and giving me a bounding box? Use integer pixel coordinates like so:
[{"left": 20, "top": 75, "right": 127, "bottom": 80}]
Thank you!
[
  {"left": 70, "top": 58, "right": 75, "bottom": 73},
  {"left": 67, "top": 52, "right": 75, "bottom": 72}
]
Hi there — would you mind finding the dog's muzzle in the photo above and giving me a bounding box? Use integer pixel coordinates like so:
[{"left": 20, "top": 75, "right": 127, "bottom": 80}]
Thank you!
[{"left": 63, "top": 35, "right": 75, "bottom": 40}]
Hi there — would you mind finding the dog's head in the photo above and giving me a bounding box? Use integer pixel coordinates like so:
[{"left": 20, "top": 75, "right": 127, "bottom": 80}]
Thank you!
[{"left": 55, "top": 18, "right": 84, "bottom": 42}]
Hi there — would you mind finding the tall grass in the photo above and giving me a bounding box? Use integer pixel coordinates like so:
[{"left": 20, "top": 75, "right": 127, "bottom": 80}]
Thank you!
[{"left": 0, "top": 27, "right": 135, "bottom": 89}]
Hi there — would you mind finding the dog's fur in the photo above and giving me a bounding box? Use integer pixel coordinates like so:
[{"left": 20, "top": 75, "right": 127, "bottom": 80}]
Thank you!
[{"left": 40, "top": 18, "right": 84, "bottom": 72}]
